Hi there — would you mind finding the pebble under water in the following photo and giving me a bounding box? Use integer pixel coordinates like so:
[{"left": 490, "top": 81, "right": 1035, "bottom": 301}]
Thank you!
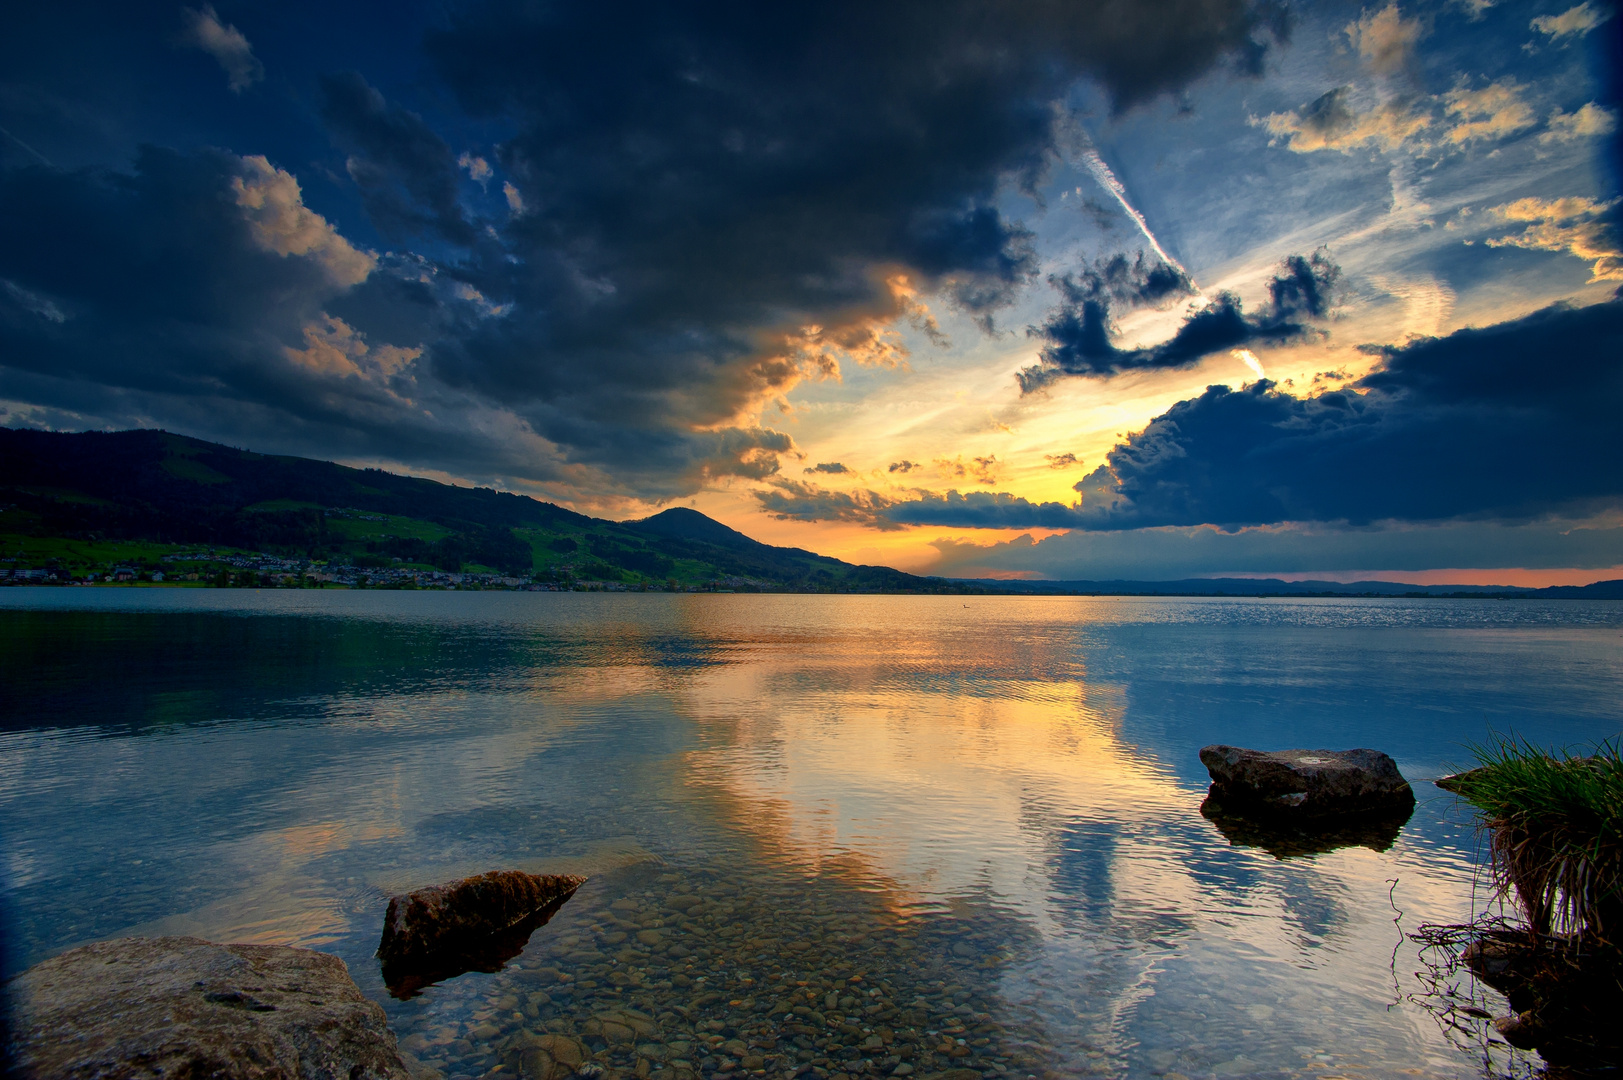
[
  {"left": 389, "top": 859, "right": 1054, "bottom": 1080},
  {"left": 5, "top": 590, "right": 1623, "bottom": 1080}
]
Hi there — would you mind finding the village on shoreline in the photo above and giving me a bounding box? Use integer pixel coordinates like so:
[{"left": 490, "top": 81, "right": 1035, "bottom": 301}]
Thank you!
[{"left": 0, "top": 550, "right": 760, "bottom": 592}]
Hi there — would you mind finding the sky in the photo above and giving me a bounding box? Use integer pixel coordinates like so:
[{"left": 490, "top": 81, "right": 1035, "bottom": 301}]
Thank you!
[{"left": 1, "top": 0, "right": 1619, "bottom": 584}]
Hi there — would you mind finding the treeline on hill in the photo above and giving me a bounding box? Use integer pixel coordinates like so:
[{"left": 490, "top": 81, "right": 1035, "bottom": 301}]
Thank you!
[
  {"left": 0, "top": 429, "right": 574, "bottom": 575},
  {"left": 0, "top": 428, "right": 957, "bottom": 590},
  {"left": 347, "top": 527, "right": 536, "bottom": 575}
]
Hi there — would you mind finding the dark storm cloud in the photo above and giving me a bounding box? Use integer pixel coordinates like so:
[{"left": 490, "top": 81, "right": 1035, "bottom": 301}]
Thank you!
[
  {"left": 762, "top": 296, "right": 1623, "bottom": 532},
  {"left": 0, "top": 0, "right": 1290, "bottom": 498},
  {"left": 411, "top": 0, "right": 1289, "bottom": 420},
  {"left": 886, "top": 490, "right": 1092, "bottom": 530},
  {"left": 804, "top": 462, "right": 850, "bottom": 475},
  {"left": 319, "top": 73, "right": 476, "bottom": 247},
  {"left": 1071, "top": 251, "right": 1198, "bottom": 310},
  {"left": 1018, "top": 251, "right": 1339, "bottom": 390},
  {"left": 1082, "top": 291, "right": 1623, "bottom": 529},
  {"left": 755, "top": 479, "right": 907, "bottom": 532},
  {"left": 0, "top": 143, "right": 794, "bottom": 494},
  {"left": 0, "top": 148, "right": 563, "bottom": 484},
  {"left": 0, "top": 148, "right": 340, "bottom": 390}
]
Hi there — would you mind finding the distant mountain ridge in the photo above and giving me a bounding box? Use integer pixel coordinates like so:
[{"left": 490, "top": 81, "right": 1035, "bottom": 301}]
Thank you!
[
  {"left": 2, "top": 427, "right": 1617, "bottom": 596},
  {"left": 961, "top": 577, "right": 1623, "bottom": 599}
]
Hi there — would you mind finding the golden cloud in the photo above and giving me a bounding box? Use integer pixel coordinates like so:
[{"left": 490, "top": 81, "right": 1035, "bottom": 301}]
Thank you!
[
  {"left": 1484, "top": 196, "right": 1623, "bottom": 282},
  {"left": 1256, "top": 88, "right": 1431, "bottom": 153},
  {"left": 1345, "top": 3, "right": 1425, "bottom": 76},
  {"left": 1530, "top": 1, "right": 1612, "bottom": 39},
  {"left": 1540, "top": 102, "right": 1618, "bottom": 144},
  {"left": 285, "top": 315, "right": 422, "bottom": 379},
  {"left": 232, "top": 156, "right": 376, "bottom": 287},
  {"left": 1443, "top": 79, "right": 1536, "bottom": 144}
]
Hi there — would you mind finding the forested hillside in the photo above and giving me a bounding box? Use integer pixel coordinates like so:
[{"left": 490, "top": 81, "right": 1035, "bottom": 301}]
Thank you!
[{"left": 0, "top": 428, "right": 958, "bottom": 590}]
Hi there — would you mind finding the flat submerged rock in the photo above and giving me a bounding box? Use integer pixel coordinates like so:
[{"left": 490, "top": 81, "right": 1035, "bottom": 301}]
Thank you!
[{"left": 8, "top": 935, "right": 409, "bottom": 1080}]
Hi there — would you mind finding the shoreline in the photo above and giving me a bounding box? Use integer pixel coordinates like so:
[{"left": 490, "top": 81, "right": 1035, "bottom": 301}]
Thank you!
[{"left": 4, "top": 580, "right": 1620, "bottom": 599}]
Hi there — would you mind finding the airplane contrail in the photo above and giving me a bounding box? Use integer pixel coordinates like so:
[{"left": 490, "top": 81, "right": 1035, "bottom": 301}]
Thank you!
[
  {"left": 1079, "top": 147, "right": 1201, "bottom": 294},
  {"left": 1081, "top": 146, "right": 1273, "bottom": 379},
  {"left": 1232, "top": 348, "right": 1266, "bottom": 378},
  {"left": 0, "top": 124, "right": 51, "bottom": 166}
]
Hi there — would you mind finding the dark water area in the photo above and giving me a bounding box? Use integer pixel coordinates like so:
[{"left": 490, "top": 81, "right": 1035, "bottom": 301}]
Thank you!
[{"left": 2, "top": 590, "right": 1621, "bottom": 1079}]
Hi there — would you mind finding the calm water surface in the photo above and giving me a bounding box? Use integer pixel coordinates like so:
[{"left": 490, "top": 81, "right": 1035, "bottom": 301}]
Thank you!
[{"left": 3, "top": 590, "right": 1621, "bottom": 1080}]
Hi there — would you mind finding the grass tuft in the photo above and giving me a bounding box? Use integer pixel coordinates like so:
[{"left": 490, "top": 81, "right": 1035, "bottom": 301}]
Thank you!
[{"left": 1440, "top": 735, "right": 1623, "bottom": 943}]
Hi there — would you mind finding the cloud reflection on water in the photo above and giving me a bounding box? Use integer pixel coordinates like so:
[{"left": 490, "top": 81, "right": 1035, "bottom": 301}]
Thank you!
[
  {"left": 663, "top": 596, "right": 1509, "bottom": 1074},
  {"left": 4, "top": 591, "right": 1620, "bottom": 1077}
]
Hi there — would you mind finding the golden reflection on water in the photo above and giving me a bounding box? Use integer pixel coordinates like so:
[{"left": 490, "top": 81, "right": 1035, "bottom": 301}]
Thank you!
[
  {"left": 9, "top": 592, "right": 1620, "bottom": 1078},
  {"left": 681, "top": 672, "right": 1164, "bottom": 904},
  {"left": 655, "top": 597, "right": 1500, "bottom": 1076}
]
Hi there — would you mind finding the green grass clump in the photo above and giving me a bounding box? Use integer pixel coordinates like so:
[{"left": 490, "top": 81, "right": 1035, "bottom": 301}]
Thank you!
[{"left": 1441, "top": 736, "right": 1623, "bottom": 942}]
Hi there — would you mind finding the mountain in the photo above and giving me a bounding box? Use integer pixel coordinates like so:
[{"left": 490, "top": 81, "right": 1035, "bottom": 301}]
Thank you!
[
  {"left": 634, "top": 507, "right": 763, "bottom": 549},
  {"left": 0, "top": 428, "right": 961, "bottom": 591},
  {"left": 1535, "top": 580, "right": 1623, "bottom": 599},
  {"left": 4, "top": 428, "right": 1618, "bottom": 597}
]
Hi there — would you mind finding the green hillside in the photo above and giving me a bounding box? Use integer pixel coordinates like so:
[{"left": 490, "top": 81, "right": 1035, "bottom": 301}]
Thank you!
[{"left": 0, "top": 428, "right": 966, "bottom": 591}]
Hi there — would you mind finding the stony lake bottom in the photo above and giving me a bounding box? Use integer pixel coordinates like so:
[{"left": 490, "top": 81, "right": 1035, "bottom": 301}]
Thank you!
[{"left": 3, "top": 591, "right": 1622, "bottom": 1080}]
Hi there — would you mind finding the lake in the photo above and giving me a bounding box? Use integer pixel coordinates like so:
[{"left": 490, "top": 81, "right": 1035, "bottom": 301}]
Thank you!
[{"left": 3, "top": 590, "right": 1621, "bottom": 1079}]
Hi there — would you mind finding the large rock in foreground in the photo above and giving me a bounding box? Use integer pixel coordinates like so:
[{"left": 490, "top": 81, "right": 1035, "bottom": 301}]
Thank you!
[
  {"left": 378, "top": 870, "right": 584, "bottom": 998},
  {"left": 8, "top": 935, "right": 408, "bottom": 1080},
  {"left": 1199, "top": 745, "right": 1416, "bottom": 818}
]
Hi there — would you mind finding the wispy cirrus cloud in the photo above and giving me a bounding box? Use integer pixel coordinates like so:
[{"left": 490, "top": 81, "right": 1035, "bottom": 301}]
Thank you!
[{"left": 180, "top": 5, "right": 263, "bottom": 92}]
